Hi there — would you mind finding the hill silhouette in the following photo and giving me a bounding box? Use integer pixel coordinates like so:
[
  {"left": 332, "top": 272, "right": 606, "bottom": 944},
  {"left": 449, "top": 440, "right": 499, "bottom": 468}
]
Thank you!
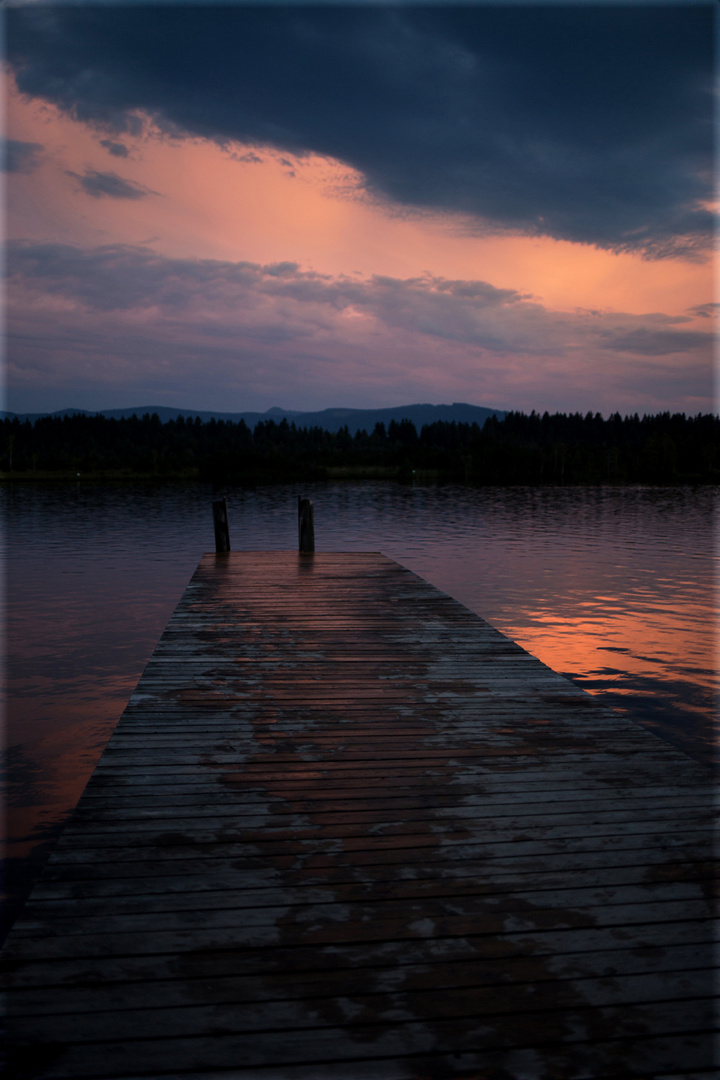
[{"left": 0, "top": 402, "right": 505, "bottom": 435}]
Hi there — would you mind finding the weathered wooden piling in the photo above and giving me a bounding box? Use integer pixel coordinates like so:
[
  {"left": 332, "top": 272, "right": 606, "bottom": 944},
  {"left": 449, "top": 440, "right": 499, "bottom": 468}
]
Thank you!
[
  {"left": 212, "top": 497, "right": 230, "bottom": 552},
  {"left": 2, "top": 552, "right": 716, "bottom": 1079},
  {"left": 298, "top": 495, "right": 315, "bottom": 552}
]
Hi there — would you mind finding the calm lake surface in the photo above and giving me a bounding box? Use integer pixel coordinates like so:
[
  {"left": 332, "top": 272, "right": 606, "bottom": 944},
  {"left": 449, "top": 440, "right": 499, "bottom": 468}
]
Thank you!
[{"left": 2, "top": 480, "right": 717, "bottom": 938}]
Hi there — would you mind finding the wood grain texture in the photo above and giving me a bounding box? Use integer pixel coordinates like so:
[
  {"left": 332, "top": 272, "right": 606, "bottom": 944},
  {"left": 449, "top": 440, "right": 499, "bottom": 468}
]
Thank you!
[{"left": 2, "top": 551, "right": 717, "bottom": 1079}]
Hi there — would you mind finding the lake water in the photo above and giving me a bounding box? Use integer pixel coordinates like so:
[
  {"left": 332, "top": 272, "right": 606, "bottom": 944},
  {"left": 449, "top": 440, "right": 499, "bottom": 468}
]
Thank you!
[{"left": 2, "top": 480, "right": 717, "bottom": 939}]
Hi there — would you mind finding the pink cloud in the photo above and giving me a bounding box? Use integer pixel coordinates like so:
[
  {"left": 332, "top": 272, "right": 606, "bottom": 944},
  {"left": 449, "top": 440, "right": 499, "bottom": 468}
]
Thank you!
[{"left": 7, "top": 242, "right": 714, "bottom": 415}]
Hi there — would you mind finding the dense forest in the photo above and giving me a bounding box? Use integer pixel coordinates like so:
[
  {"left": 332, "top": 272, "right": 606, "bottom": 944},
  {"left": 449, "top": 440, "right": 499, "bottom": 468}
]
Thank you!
[{"left": 2, "top": 410, "right": 718, "bottom": 485}]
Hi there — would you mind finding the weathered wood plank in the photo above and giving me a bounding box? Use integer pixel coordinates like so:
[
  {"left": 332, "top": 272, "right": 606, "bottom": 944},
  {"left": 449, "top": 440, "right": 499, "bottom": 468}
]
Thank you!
[
  {"left": 33, "top": 838, "right": 713, "bottom": 890},
  {"left": 8, "top": 980, "right": 717, "bottom": 1045},
  {"left": 27, "top": 857, "right": 715, "bottom": 904},
  {"left": 2, "top": 1011, "right": 717, "bottom": 1078},
  {"left": 8, "top": 945, "right": 715, "bottom": 1016},
  {"left": 11, "top": 873, "right": 712, "bottom": 931},
  {"left": 20, "top": 881, "right": 713, "bottom": 928},
  {"left": 6, "top": 921, "right": 716, "bottom": 996}
]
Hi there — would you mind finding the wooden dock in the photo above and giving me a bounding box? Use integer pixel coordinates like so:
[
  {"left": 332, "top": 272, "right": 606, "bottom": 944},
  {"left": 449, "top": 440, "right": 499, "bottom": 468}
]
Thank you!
[{"left": 3, "top": 552, "right": 717, "bottom": 1079}]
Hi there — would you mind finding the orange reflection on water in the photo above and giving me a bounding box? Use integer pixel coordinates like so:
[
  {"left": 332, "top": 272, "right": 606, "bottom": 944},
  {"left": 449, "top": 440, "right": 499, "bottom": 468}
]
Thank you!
[
  {"left": 493, "top": 593, "right": 716, "bottom": 762},
  {"left": 3, "top": 691, "right": 128, "bottom": 862},
  {"left": 521, "top": 611, "right": 709, "bottom": 688}
]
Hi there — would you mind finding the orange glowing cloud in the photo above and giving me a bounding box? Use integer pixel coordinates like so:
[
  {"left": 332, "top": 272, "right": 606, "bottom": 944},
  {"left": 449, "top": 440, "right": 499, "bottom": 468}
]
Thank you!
[{"left": 7, "top": 77, "right": 713, "bottom": 325}]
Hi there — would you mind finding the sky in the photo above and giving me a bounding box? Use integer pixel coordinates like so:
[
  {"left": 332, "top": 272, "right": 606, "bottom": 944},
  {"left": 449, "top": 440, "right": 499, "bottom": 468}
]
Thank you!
[{"left": 3, "top": 3, "right": 717, "bottom": 417}]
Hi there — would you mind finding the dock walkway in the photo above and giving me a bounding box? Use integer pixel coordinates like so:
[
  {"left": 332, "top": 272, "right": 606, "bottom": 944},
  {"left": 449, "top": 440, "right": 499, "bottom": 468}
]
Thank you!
[{"left": 3, "top": 552, "right": 717, "bottom": 1079}]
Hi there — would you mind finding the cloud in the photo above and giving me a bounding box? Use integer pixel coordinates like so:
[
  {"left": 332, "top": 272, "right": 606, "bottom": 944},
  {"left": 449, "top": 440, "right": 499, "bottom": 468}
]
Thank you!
[
  {"left": 66, "top": 168, "right": 156, "bottom": 199},
  {"left": 596, "top": 326, "right": 712, "bottom": 356},
  {"left": 688, "top": 302, "right": 720, "bottom": 319},
  {"left": 99, "top": 139, "right": 129, "bottom": 158},
  {"left": 2, "top": 137, "right": 44, "bottom": 174},
  {"left": 6, "top": 241, "right": 713, "bottom": 415},
  {"left": 7, "top": 240, "right": 713, "bottom": 361},
  {"left": 6, "top": 7, "right": 714, "bottom": 259}
]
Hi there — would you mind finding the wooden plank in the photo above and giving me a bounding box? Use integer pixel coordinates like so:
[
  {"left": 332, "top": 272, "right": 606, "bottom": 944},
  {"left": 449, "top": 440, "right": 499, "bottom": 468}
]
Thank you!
[
  {"left": 6, "top": 921, "right": 717, "bottom": 995},
  {"left": 2, "top": 551, "right": 716, "bottom": 1079},
  {"left": 27, "top": 858, "right": 716, "bottom": 903},
  {"left": 7, "top": 984, "right": 717, "bottom": 1045},
  {"left": 2, "top": 1012, "right": 717, "bottom": 1078},
  {"left": 20, "top": 881, "right": 713, "bottom": 925},
  {"left": 8, "top": 941, "right": 716, "bottom": 1012}
]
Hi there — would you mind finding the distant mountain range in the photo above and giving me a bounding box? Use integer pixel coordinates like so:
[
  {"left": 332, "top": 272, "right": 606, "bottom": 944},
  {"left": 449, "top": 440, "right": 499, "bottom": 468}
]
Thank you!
[{"left": 2, "top": 402, "right": 507, "bottom": 435}]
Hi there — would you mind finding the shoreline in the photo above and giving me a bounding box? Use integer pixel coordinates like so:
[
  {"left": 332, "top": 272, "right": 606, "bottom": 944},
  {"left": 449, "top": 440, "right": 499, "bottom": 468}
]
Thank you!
[{"left": 1, "top": 470, "right": 716, "bottom": 485}]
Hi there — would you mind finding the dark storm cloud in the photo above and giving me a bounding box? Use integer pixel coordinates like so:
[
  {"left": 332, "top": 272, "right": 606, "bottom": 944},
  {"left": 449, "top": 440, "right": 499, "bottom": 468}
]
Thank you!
[
  {"left": 99, "top": 139, "right": 129, "bottom": 158},
  {"left": 3, "top": 137, "right": 44, "bottom": 174},
  {"left": 66, "top": 169, "right": 155, "bottom": 199},
  {"left": 6, "top": 6, "right": 715, "bottom": 259}
]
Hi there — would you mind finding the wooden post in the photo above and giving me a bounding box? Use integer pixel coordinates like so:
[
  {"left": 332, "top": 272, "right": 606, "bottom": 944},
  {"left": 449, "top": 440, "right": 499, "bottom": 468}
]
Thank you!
[
  {"left": 298, "top": 496, "right": 315, "bottom": 553},
  {"left": 212, "top": 498, "right": 231, "bottom": 552}
]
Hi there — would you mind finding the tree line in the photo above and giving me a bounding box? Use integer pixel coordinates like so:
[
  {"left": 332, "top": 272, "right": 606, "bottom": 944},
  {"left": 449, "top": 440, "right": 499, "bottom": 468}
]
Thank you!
[{"left": 2, "top": 409, "right": 718, "bottom": 484}]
